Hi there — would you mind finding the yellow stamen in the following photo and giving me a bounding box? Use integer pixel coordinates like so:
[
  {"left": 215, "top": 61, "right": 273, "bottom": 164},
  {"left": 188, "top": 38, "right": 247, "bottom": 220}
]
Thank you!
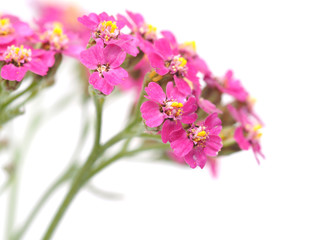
[
  {"left": 182, "top": 41, "right": 196, "bottom": 51},
  {"left": 178, "top": 57, "right": 187, "bottom": 67},
  {"left": 253, "top": 124, "right": 262, "bottom": 132},
  {"left": 53, "top": 23, "right": 63, "bottom": 36},
  {"left": 101, "top": 21, "right": 118, "bottom": 33},
  {"left": 171, "top": 102, "right": 183, "bottom": 108},
  {"left": 0, "top": 18, "right": 9, "bottom": 26},
  {"left": 197, "top": 131, "right": 207, "bottom": 137},
  {"left": 147, "top": 24, "right": 156, "bottom": 33}
]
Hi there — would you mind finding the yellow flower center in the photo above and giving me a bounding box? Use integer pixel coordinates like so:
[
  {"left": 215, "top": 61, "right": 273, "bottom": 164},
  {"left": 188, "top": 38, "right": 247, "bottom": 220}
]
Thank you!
[
  {"left": 181, "top": 41, "right": 196, "bottom": 51},
  {"left": 52, "top": 22, "right": 63, "bottom": 36},
  {"left": 178, "top": 57, "right": 187, "bottom": 67},
  {"left": 252, "top": 124, "right": 263, "bottom": 139},
  {"left": 101, "top": 21, "right": 118, "bottom": 34},
  {"left": 146, "top": 24, "right": 156, "bottom": 34},
  {"left": 4, "top": 45, "right": 32, "bottom": 66},
  {"left": 0, "top": 18, "right": 14, "bottom": 36},
  {"left": 171, "top": 102, "right": 183, "bottom": 108}
]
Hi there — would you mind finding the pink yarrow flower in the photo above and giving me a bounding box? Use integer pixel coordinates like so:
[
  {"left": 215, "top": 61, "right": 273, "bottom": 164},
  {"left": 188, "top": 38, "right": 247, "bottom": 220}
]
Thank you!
[
  {"left": 35, "top": 21, "right": 85, "bottom": 58},
  {"left": 0, "top": 15, "right": 33, "bottom": 47},
  {"left": 161, "top": 30, "right": 212, "bottom": 77},
  {"left": 227, "top": 104, "right": 264, "bottom": 163},
  {"left": 0, "top": 45, "right": 55, "bottom": 81},
  {"left": 169, "top": 113, "right": 223, "bottom": 169},
  {"left": 140, "top": 82, "right": 198, "bottom": 143},
  {"left": 78, "top": 12, "right": 139, "bottom": 56},
  {"left": 206, "top": 70, "right": 249, "bottom": 102},
  {"left": 80, "top": 41, "right": 128, "bottom": 95},
  {"left": 117, "top": 11, "right": 157, "bottom": 53},
  {"left": 148, "top": 38, "right": 199, "bottom": 95}
]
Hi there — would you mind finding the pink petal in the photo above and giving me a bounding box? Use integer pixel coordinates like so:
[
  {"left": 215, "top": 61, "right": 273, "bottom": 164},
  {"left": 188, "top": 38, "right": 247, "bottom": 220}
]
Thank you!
[
  {"left": 198, "top": 98, "right": 222, "bottom": 114},
  {"left": 89, "top": 72, "right": 114, "bottom": 95},
  {"left": 1, "top": 64, "right": 28, "bottom": 81},
  {"left": 78, "top": 14, "right": 98, "bottom": 29},
  {"left": 170, "top": 130, "right": 193, "bottom": 157},
  {"left": 182, "top": 96, "right": 197, "bottom": 114},
  {"left": 181, "top": 113, "right": 197, "bottom": 124},
  {"left": 161, "top": 30, "right": 178, "bottom": 49},
  {"left": 0, "top": 35, "right": 15, "bottom": 45},
  {"left": 194, "top": 148, "right": 208, "bottom": 169},
  {"left": 104, "top": 44, "right": 126, "bottom": 68},
  {"left": 110, "top": 34, "right": 139, "bottom": 57},
  {"left": 103, "top": 68, "right": 128, "bottom": 86},
  {"left": 161, "top": 120, "right": 182, "bottom": 143},
  {"left": 148, "top": 52, "right": 168, "bottom": 75},
  {"left": 145, "top": 82, "right": 166, "bottom": 104},
  {"left": 13, "top": 21, "right": 33, "bottom": 37},
  {"left": 174, "top": 75, "right": 191, "bottom": 95},
  {"left": 155, "top": 38, "right": 173, "bottom": 59},
  {"left": 80, "top": 43, "right": 105, "bottom": 69},
  {"left": 204, "top": 136, "right": 223, "bottom": 156},
  {"left": 117, "top": 13, "right": 133, "bottom": 30},
  {"left": 29, "top": 59, "right": 49, "bottom": 76},
  {"left": 234, "top": 127, "right": 251, "bottom": 150},
  {"left": 140, "top": 101, "right": 164, "bottom": 128},
  {"left": 126, "top": 10, "right": 145, "bottom": 27},
  {"left": 204, "top": 113, "right": 222, "bottom": 130},
  {"left": 208, "top": 158, "right": 219, "bottom": 178}
]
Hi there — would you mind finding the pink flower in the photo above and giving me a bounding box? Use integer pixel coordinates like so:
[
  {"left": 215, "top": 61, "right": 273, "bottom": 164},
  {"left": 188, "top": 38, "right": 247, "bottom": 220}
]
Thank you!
[
  {"left": 206, "top": 70, "right": 249, "bottom": 102},
  {"left": 147, "top": 38, "right": 199, "bottom": 95},
  {"left": 34, "top": 2, "right": 89, "bottom": 41},
  {"left": 34, "top": 21, "right": 85, "bottom": 59},
  {"left": 227, "top": 104, "right": 264, "bottom": 164},
  {"left": 161, "top": 30, "right": 212, "bottom": 77},
  {"left": 78, "top": 12, "right": 139, "bottom": 56},
  {"left": 0, "top": 45, "right": 55, "bottom": 81},
  {"left": 117, "top": 11, "right": 157, "bottom": 53},
  {"left": 0, "top": 15, "right": 33, "bottom": 47},
  {"left": 169, "top": 113, "right": 223, "bottom": 169},
  {"left": 140, "top": 82, "right": 198, "bottom": 143},
  {"left": 80, "top": 42, "right": 128, "bottom": 95}
]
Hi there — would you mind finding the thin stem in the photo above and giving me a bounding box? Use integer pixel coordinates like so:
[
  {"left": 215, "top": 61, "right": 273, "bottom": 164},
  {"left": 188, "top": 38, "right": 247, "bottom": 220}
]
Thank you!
[
  {"left": 12, "top": 164, "right": 77, "bottom": 240},
  {"left": 89, "top": 143, "right": 170, "bottom": 179},
  {"left": 5, "top": 151, "right": 21, "bottom": 240},
  {"left": 42, "top": 95, "right": 105, "bottom": 240},
  {"left": 1, "top": 80, "right": 38, "bottom": 109}
]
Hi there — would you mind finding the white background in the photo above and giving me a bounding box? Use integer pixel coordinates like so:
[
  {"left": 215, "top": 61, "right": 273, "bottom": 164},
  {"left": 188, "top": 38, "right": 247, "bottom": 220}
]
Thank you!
[{"left": 1, "top": 0, "right": 320, "bottom": 239}]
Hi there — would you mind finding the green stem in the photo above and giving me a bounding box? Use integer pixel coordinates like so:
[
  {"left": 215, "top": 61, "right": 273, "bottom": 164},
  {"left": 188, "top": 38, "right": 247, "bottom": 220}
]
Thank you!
[
  {"left": 1, "top": 80, "right": 38, "bottom": 109},
  {"left": 5, "top": 151, "right": 21, "bottom": 240},
  {"left": 41, "top": 95, "right": 104, "bottom": 240},
  {"left": 12, "top": 164, "right": 77, "bottom": 240},
  {"left": 89, "top": 143, "right": 170, "bottom": 179}
]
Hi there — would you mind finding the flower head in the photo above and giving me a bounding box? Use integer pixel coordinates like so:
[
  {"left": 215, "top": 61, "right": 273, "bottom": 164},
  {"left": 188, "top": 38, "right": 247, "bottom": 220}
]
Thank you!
[
  {"left": 40, "top": 22, "right": 69, "bottom": 51},
  {"left": 140, "top": 81, "right": 198, "bottom": 143},
  {"left": 148, "top": 38, "right": 199, "bottom": 95},
  {"left": 227, "top": 104, "right": 264, "bottom": 163},
  {"left": 80, "top": 41, "right": 128, "bottom": 95},
  {"left": 169, "top": 113, "right": 223, "bottom": 168},
  {"left": 0, "top": 15, "right": 33, "bottom": 46},
  {"left": 78, "top": 12, "right": 138, "bottom": 56},
  {"left": 0, "top": 45, "right": 55, "bottom": 81},
  {"left": 206, "top": 70, "right": 249, "bottom": 102}
]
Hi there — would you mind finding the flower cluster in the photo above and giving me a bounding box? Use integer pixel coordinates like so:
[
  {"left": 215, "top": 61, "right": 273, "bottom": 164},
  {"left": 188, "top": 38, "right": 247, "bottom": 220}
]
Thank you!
[
  {"left": 74, "top": 10, "right": 265, "bottom": 171},
  {"left": 0, "top": 8, "right": 264, "bottom": 172},
  {"left": 0, "top": 11, "right": 85, "bottom": 82}
]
